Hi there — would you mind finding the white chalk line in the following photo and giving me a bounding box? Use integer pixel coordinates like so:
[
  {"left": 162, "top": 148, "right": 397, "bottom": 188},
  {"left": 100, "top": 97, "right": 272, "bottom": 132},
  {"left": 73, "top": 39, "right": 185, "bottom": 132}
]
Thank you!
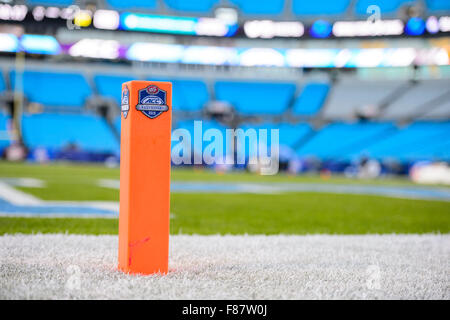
[{"left": 0, "top": 233, "right": 448, "bottom": 299}]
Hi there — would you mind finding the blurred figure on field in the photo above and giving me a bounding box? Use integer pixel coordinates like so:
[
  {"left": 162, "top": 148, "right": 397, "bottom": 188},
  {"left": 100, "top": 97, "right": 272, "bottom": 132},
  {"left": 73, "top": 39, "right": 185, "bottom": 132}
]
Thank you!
[
  {"left": 4, "top": 141, "right": 27, "bottom": 161},
  {"left": 33, "top": 147, "right": 50, "bottom": 163},
  {"left": 358, "top": 155, "right": 381, "bottom": 179}
]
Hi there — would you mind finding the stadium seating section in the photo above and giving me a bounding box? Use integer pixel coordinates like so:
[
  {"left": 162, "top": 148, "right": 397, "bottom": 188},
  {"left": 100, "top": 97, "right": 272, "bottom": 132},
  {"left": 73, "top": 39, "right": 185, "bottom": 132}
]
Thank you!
[
  {"left": 95, "top": 74, "right": 209, "bottom": 111},
  {"left": 0, "top": 72, "right": 5, "bottom": 93},
  {"left": 173, "top": 80, "right": 209, "bottom": 112},
  {"left": 0, "top": 68, "right": 448, "bottom": 164},
  {"left": 0, "top": 77, "right": 9, "bottom": 152},
  {"left": 238, "top": 122, "right": 312, "bottom": 159},
  {"left": 322, "top": 79, "right": 406, "bottom": 120},
  {"left": 10, "top": 70, "right": 92, "bottom": 108},
  {"left": 215, "top": 81, "right": 296, "bottom": 115},
  {"left": 0, "top": 112, "right": 11, "bottom": 152},
  {"left": 148, "top": 78, "right": 209, "bottom": 112},
  {"left": 292, "top": 83, "right": 330, "bottom": 116},
  {"left": 296, "top": 122, "right": 395, "bottom": 161},
  {"left": 346, "top": 121, "right": 450, "bottom": 162},
  {"left": 354, "top": 0, "right": 416, "bottom": 16},
  {"left": 381, "top": 80, "right": 450, "bottom": 120},
  {"left": 265, "top": 122, "right": 312, "bottom": 148},
  {"left": 25, "top": 0, "right": 450, "bottom": 17},
  {"left": 94, "top": 74, "right": 135, "bottom": 106},
  {"left": 105, "top": 0, "right": 157, "bottom": 10},
  {"left": 230, "top": 0, "right": 285, "bottom": 15},
  {"left": 425, "top": 0, "right": 450, "bottom": 12},
  {"left": 293, "top": 0, "right": 351, "bottom": 15},
  {"left": 114, "top": 116, "right": 121, "bottom": 134},
  {"left": 10, "top": 1, "right": 450, "bottom": 166},
  {"left": 165, "top": 0, "right": 219, "bottom": 13},
  {"left": 21, "top": 113, "right": 119, "bottom": 154},
  {"left": 420, "top": 100, "right": 450, "bottom": 119}
]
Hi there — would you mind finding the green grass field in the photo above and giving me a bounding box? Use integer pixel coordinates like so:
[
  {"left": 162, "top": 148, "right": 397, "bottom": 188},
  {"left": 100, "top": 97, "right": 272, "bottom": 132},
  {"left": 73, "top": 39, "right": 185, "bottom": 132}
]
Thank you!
[
  {"left": 0, "top": 161, "right": 449, "bottom": 235},
  {"left": 0, "top": 161, "right": 439, "bottom": 201}
]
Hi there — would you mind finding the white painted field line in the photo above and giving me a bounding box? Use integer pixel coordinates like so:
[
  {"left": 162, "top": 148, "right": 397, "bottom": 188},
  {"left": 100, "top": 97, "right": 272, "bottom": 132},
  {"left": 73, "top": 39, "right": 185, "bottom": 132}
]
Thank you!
[
  {"left": 0, "top": 234, "right": 448, "bottom": 299},
  {"left": 97, "top": 179, "right": 120, "bottom": 189},
  {"left": 45, "top": 201, "right": 120, "bottom": 212},
  {"left": 0, "top": 212, "right": 119, "bottom": 218},
  {"left": 0, "top": 178, "right": 46, "bottom": 188},
  {"left": 0, "top": 177, "right": 122, "bottom": 217},
  {"left": 0, "top": 182, "right": 42, "bottom": 205}
]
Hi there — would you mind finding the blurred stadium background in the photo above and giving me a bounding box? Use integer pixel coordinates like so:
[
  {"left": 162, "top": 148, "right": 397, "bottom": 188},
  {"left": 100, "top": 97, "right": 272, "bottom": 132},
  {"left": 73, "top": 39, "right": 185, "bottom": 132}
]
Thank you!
[
  {"left": 0, "top": 0, "right": 449, "bottom": 299},
  {"left": 0, "top": 0, "right": 448, "bottom": 179}
]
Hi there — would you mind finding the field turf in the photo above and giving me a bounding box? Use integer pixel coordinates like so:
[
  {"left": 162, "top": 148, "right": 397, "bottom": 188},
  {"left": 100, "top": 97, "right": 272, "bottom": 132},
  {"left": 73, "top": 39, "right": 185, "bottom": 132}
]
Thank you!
[{"left": 0, "top": 161, "right": 449, "bottom": 235}]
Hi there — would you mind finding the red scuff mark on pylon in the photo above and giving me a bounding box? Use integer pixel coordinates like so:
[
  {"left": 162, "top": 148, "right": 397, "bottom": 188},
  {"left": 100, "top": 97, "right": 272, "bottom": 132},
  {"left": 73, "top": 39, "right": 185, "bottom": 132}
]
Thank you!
[{"left": 128, "top": 236, "right": 151, "bottom": 267}]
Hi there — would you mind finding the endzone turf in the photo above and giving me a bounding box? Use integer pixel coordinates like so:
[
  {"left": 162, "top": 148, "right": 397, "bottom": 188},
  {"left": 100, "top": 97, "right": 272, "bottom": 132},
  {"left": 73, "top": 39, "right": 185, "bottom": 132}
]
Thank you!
[{"left": 0, "top": 162, "right": 448, "bottom": 235}]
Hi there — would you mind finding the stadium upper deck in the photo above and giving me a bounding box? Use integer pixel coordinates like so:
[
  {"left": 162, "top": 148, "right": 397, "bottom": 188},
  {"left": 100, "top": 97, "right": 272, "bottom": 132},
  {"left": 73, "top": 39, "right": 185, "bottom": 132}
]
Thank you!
[
  {"left": 0, "top": 63, "right": 448, "bottom": 166},
  {"left": 23, "top": 0, "right": 450, "bottom": 18},
  {"left": 0, "top": 0, "right": 448, "bottom": 171}
]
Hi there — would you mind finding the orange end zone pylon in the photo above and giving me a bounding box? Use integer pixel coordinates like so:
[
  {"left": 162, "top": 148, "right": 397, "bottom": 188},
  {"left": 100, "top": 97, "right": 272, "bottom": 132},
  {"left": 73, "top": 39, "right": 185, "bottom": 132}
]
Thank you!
[{"left": 118, "top": 80, "right": 172, "bottom": 275}]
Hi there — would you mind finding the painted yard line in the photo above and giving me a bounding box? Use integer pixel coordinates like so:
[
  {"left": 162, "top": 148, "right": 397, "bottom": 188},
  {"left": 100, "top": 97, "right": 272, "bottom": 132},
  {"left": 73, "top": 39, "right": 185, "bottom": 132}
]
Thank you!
[
  {"left": 0, "top": 178, "right": 46, "bottom": 188},
  {"left": 0, "top": 212, "right": 177, "bottom": 219},
  {"left": 1, "top": 234, "right": 448, "bottom": 299},
  {"left": 0, "top": 180, "right": 120, "bottom": 217},
  {"left": 0, "top": 182, "right": 43, "bottom": 206},
  {"left": 98, "top": 179, "right": 120, "bottom": 189},
  {"left": 45, "top": 201, "right": 119, "bottom": 212},
  {"left": 0, "top": 212, "right": 119, "bottom": 218},
  {"left": 98, "top": 179, "right": 450, "bottom": 201}
]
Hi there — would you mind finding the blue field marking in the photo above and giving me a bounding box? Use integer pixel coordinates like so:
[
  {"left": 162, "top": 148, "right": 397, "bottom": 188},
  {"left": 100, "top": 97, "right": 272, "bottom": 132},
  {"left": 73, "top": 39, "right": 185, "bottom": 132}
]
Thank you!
[
  {"left": 98, "top": 179, "right": 450, "bottom": 201},
  {"left": 170, "top": 182, "right": 450, "bottom": 201},
  {"left": 1, "top": 181, "right": 449, "bottom": 218},
  {"left": 0, "top": 199, "right": 118, "bottom": 217}
]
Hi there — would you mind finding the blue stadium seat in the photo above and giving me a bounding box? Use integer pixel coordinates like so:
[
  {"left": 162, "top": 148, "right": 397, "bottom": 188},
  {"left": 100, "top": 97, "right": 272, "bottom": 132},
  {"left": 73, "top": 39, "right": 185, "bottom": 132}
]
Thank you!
[
  {"left": 403, "top": 139, "right": 450, "bottom": 161},
  {"left": 292, "top": 83, "right": 329, "bottom": 116},
  {"left": 94, "top": 74, "right": 135, "bottom": 106},
  {"left": 239, "top": 122, "right": 311, "bottom": 148},
  {"left": 145, "top": 78, "right": 209, "bottom": 112},
  {"left": 215, "top": 81, "right": 296, "bottom": 115},
  {"left": 277, "top": 123, "right": 312, "bottom": 148},
  {"left": 10, "top": 70, "right": 91, "bottom": 108},
  {"left": 105, "top": 0, "right": 157, "bottom": 10},
  {"left": 354, "top": 0, "right": 415, "bottom": 16},
  {"left": 0, "top": 72, "right": 5, "bottom": 92},
  {"left": 114, "top": 116, "right": 121, "bottom": 133},
  {"left": 0, "top": 112, "right": 11, "bottom": 152},
  {"left": 22, "top": 113, "right": 119, "bottom": 154},
  {"left": 229, "top": 0, "right": 284, "bottom": 15},
  {"left": 297, "top": 122, "right": 395, "bottom": 161},
  {"left": 164, "top": 0, "right": 219, "bottom": 12},
  {"left": 352, "top": 121, "right": 450, "bottom": 162},
  {"left": 293, "top": 0, "right": 350, "bottom": 15},
  {"left": 238, "top": 122, "right": 311, "bottom": 161},
  {"left": 27, "top": 0, "right": 74, "bottom": 6},
  {"left": 425, "top": 0, "right": 450, "bottom": 11},
  {"left": 172, "top": 80, "right": 209, "bottom": 112}
]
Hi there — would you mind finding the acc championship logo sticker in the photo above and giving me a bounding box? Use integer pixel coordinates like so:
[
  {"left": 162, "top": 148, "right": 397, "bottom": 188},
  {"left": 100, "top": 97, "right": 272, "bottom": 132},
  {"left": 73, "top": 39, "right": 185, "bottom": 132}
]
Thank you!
[
  {"left": 136, "top": 85, "right": 169, "bottom": 119},
  {"left": 121, "top": 85, "right": 130, "bottom": 119}
]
